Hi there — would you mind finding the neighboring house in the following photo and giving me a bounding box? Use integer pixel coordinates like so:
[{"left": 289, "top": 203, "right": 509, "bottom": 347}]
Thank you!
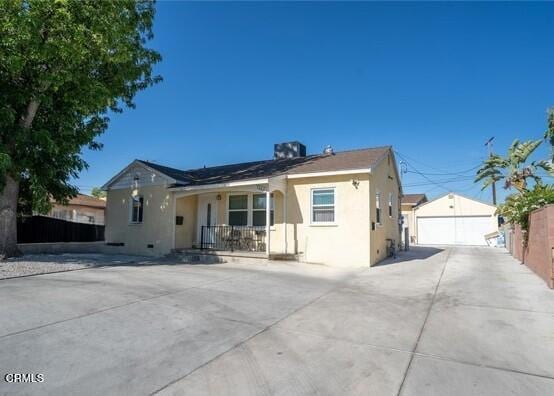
[
  {"left": 400, "top": 193, "right": 428, "bottom": 244},
  {"left": 413, "top": 192, "right": 498, "bottom": 246},
  {"left": 102, "top": 142, "right": 402, "bottom": 267},
  {"left": 48, "top": 194, "right": 106, "bottom": 225}
]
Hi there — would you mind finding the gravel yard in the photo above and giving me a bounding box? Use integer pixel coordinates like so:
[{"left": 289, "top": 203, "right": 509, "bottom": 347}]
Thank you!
[{"left": 0, "top": 253, "right": 151, "bottom": 279}]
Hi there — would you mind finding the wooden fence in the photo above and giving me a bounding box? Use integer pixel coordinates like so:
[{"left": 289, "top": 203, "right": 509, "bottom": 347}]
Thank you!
[{"left": 17, "top": 215, "right": 105, "bottom": 244}]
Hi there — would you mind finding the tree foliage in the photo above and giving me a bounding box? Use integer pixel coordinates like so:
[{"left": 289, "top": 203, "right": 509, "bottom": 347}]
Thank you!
[
  {"left": 475, "top": 138, "right": 553, "bottom": 193},
  {"left": 497, "top": 184, "right": 554, "bottom": 240},
  {"left": 545, "top": 107, "right": 554, "bottom": 161},
  {"left": 0, "top": 0, "right": 162, "bottom": 212},
  {"left": 91, "top": 187, "right": 106, "bottom": 199}
]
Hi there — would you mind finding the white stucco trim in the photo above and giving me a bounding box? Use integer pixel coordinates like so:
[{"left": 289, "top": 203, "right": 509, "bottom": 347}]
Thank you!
[{"left": 169, "top": 178, "right": 270, "bottom": 193}]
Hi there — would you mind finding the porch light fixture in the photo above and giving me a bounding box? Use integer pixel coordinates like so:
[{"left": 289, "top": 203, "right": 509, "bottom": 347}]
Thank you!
[
  {"left": 352, "top": 179, "right": 360, "bottom": 189},
  {"left": 216, "top": 194, "right": 222, "bottom": 200}
]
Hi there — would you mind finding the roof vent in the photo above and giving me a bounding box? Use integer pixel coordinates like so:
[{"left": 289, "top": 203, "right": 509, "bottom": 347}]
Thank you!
[
  {"left": 323, "top": 145, "right": 334, "bottom": 155},
  {"left": 274, "top": 141, "right": 306, "bottom": 159}
]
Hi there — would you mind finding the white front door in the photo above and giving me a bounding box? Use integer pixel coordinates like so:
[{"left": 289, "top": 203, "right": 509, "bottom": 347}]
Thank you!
[{"left": 197, "top": 194, "right": 218, "bottom": 246}]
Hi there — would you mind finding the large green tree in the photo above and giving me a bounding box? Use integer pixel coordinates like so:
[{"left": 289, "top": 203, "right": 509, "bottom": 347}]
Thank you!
[{"left": 0, "top": 0, "right": 161, "bottom": 258}]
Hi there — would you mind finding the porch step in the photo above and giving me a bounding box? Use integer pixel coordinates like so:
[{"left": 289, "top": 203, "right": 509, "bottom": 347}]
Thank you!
[
  {"left": 166, "top": 251, "right": 226, "bottom": 264},
  {"left": 168, "top": 249, "right": 299, "bottom": 264},
  {"left": 269, "top": 253, "right": 299, "bottom": 261}
]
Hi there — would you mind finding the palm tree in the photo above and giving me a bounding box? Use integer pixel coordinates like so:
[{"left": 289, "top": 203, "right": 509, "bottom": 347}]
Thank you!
[
  {"left": 545, "top": 108, "right": 554, "bottom": 162},
  {"left": 475, "top": 139, "right": 553, "bottom": 193}
]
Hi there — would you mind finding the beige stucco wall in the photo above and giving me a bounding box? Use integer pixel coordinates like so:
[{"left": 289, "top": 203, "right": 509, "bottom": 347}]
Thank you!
[
  {"left": 413, "top": 193, "right": 497, "bottom": 241},
  {"left": 368, "top": 153, "right": 401, "bottom": 265},
  {"left": 175, "top": 195, "right": 197, "bottom": 249},
  {"left": 401, "top": 204, "right": 416, "bottom": 243},
  {"left": 105, "top": 184, "right": 175, "bottom": 256},
  {"left": 280, "top": 174, "right": 370, "bottom": 267}
]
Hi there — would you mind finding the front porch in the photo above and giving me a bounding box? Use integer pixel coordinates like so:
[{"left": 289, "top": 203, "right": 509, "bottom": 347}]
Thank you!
[{"left": 171, "top": 176, "right": 288, "bottom": 257}]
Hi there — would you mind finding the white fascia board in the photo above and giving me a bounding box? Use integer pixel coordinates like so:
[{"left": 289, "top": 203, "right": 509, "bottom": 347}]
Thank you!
[
  {"left": 286, "top": 168, "right": 371, "bottom": 179},
  {"left": 169, "top": 178, "right": 270, "bottom": 193}
]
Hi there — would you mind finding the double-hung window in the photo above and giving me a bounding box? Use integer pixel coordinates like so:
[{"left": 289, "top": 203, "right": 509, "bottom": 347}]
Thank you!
[
  {"left": 311, "top": 188, "right": 335, "bottom": 223},
  {"left": 376, "top": 192, "right": 381, "bottom": 225},
  {"left": 388, "top": 192, "right": 393, "bottom": 218},
  {"left": 252, "top": 193, "right": 274, "bottom": 227},
  {"left": 228, "top": 195, "right": 248, "bottom": 226},
  {"left": 130, "top": 196, "right": 144, "bottom": 223}
]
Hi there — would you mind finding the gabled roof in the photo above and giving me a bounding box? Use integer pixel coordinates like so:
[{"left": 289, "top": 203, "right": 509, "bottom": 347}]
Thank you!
[
  {"left": 401, "top": 193, "right": 427, "bottom": 206},
  {"left": 123, "top": 146, "right": 392, "bottom": 188},
  {"left": 414, "top": 192, "right": 497, "bottom": 211},
  {"left": 52, "top": 194, "right": 106, "bottom": 208},
  {"left": 139, "top": 156, "right": 315, "bottom": 187}
]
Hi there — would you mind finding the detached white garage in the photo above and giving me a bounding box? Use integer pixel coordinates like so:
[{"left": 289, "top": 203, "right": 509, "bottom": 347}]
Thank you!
[{"left": 414, "top": 193, "right": 498, "bottom": 246}]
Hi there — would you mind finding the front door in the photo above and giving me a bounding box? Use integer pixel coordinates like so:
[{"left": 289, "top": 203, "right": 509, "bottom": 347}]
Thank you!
[{"left": 197, "top": 194, "right": 218, "bottom": 247}]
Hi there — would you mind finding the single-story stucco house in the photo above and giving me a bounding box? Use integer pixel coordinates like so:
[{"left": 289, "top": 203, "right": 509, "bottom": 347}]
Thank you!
[
  {"left": 413, "top": 192, "right": 498, "bottom": 246},
  {"left": 102, "top": 142, "right": 402, "bottom": 267}
]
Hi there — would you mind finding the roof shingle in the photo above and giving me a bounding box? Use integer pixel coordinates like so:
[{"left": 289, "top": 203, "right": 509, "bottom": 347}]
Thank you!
[
  {"left": 401, "top": 193, "right": 427, "bottom": 206},
  {"left": 139, "top": 146, "right": 391, "bottom": 187}
]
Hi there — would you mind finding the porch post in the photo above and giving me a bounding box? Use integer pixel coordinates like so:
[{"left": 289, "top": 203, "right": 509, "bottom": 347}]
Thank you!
[
  {"left": 266, "top": 190, "right": 271, "bottom": 256},
  {"left": 283, "top": 187, "right": 288, "bottom": 254}
]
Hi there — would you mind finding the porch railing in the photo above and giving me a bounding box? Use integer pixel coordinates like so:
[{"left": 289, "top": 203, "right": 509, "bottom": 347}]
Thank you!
[{"left": 200, "top": 225, "right": 267, "bottom": 252}]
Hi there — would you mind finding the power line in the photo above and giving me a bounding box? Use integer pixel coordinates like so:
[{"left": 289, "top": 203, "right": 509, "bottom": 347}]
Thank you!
[
  {"left": 396, "top": 151, "right": 486, "bottom": 197},
  {"left": 394, "top": 150, "right": 484, "bottom": 175}
]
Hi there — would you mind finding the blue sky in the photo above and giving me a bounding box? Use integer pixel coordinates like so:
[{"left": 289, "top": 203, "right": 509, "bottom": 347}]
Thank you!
[{"left": 78, "top": 1, "right": 554, "bottom": 202}]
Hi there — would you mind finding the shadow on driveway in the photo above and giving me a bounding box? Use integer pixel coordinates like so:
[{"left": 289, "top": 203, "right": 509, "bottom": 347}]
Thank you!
[{"left": 375, "top": 246, "right": 444, "bottom": 267}]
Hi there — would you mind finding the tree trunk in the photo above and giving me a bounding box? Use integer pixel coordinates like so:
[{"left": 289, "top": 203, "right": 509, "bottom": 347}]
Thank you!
[
  {"left": 0, "top": 175, "right": 21, "bottom": 259},
  {"left": 0, "top": 98, "right": 42, "bottom": 259}
]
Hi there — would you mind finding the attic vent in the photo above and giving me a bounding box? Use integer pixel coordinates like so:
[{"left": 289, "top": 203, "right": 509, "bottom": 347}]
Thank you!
[
  {"left": 323, "top": 145, "right": 334, "bottom": 155},
  {"left": 274, "top": 141, "right": 306, "bottom": 159}
]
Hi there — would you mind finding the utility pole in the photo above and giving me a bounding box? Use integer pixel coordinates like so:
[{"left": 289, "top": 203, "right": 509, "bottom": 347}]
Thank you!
[{"left": 484, "top": 137, "right": 497, "bottom": 205}]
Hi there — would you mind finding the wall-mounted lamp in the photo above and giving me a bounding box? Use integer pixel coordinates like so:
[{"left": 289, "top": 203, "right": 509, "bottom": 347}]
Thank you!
[
  {"left": 352, "top": 179, "right": 360, "bottom": 189},
  {"left": 216, "top": 194, "right": 222, "bottom": 201}
]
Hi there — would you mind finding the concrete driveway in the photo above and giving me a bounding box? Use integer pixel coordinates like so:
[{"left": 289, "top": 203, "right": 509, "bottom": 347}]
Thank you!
[{"left": 1, "top": 247, "right": 553, "bottom": 395}]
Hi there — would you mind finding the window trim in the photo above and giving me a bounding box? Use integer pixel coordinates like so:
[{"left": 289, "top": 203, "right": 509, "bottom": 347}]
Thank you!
[
  {"left": 129, "top": 195, "right": 144, "bottom": 224},
  {"left": 388, "top": 192, "right": 393, "bottom": 218},
  {"left": 226, "top": 192, "right": 276, "bottom": 228},
  {"left": 252, "top": 193, "right": 274, "bottom": 227},
  {"left": 227, "top": 193, "right": 249, "bottom": 226},
  {"left": 310, "top": 187, "right": 337, "bottom": 226}
]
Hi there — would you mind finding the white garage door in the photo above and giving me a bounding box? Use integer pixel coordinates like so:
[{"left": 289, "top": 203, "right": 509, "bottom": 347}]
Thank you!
[{"left": 417, "top": 216, "right": 493, "bottom": 246}]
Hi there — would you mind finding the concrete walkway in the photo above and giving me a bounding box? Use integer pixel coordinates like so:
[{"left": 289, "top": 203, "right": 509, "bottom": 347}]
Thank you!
[{"left": 0, "top": 247, "right": 553, "bottom": 395}]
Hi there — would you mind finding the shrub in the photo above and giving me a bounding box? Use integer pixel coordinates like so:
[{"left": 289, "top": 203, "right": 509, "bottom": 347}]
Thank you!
[{"left": 498, "top": 184, "right": 554, "bottom": 242}]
